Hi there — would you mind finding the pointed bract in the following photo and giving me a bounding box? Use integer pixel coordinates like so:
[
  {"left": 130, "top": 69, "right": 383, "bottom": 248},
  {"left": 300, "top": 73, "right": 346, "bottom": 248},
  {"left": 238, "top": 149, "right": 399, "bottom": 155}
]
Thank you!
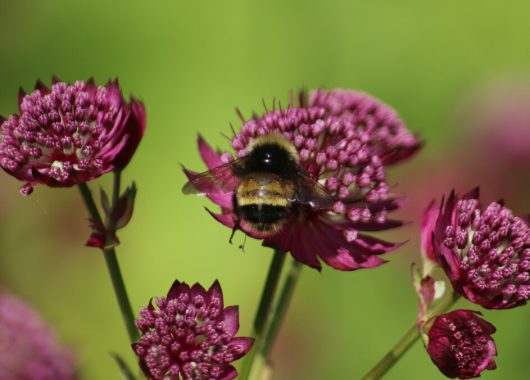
[
  {"left": 112, "top": 183, "right": 137, "bottom": 230},
  {"left": 85, "top": 219, "right": 107, "bottom": 248},
  {"left": 100, "top": 188, "right": 111, "bottom": 216},
  {"left": 421, "top": 200, "right": 440, "bottom": 265},
  {"left": 416, "top": 274, "right": 436, "bottom": 324}
]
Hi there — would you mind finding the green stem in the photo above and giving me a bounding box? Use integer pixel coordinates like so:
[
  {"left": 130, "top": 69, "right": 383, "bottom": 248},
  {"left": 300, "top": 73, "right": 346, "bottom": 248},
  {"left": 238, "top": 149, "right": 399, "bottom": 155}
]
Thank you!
[
  {"left": 361, "top": 291, "right": 460, "bottom": 380},
  {"left": 261, "top": 260, "right": 302, "bottom": 356},
  {"left": 254, "top": 250, "right": 287, "bottom": 335},
  {"left": 103, "top": 246, "right": 139, "bottom": 343},
  {"left": 248, "top": 260, "right": 303, "bottom": 380},
  {"left": 240, "top": 250, "right": 286, "bottom": 380},
  {"left": 361, "top": 323, "right": 419, "bottom": 380},
  {"left": 77, "top": 182, "right": 139, "bottom": 343}
]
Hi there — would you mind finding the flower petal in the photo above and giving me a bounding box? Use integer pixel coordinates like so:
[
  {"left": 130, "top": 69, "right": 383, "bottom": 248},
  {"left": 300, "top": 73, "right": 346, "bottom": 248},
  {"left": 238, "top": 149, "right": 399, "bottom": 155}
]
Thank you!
[
  {"left": 198, "top": 135, "right": 224, "bottom": 169},
  {"left": 228, "top": 337, "right": 255, "bottom": 360},
  {"left": 115, "top": 98, "right": 146, "bottom": 168},
  {"left": 219, "top": 365, "right": 238, "bottom": 380},
  {"left": 34, "top": 79, "right": 50, "bottom": 94},
  {"left": 207, "top": 279, "right": 224, "bottom": 309},
  {"left": 421, "top": 200, "right": 440, "bottom": 264},
  {"left": 206, "top": 208, "right": 237, "bottom": 228},
  {"left": 191, "top": 282, "right": 208, "bottom": 301},
  {"left": 265, "top": 222, "right": 322, "bottom": 270},
  {"left": 18, "top": 87, "right": 26, "bottom": 109},
  {"left": 222, "top": 305, "right": 240, "bottom": 336},
  {"left": 167, "top": 280, "right": 189, "bottom": 300},
  {"left": 353, "top": 233, "right": 404, "bottom": 254},
  {"left": 348, "top": 219, "right": 403, "bottom": 231}
]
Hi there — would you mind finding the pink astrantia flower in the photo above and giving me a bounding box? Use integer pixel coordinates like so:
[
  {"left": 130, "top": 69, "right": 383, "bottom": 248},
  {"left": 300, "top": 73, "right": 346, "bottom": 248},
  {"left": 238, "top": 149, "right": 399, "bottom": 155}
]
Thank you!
[
  {"left": 184, "top": 90, "right": 419, "bottom": 271},
  {"left": 133, "top": 280, "right": 254, "bottom": 380},
  {"left": 0, "top": 290, "right": 77, "bottom": 380},
  {"left": 426, "top": 310, "right": 497, "bottom": 379},
  {"left": 0, "top": 78, "right": 146, "bottom": 195},
  {"left": 426, "top": 188, "right": 530, "bottom": 309}
]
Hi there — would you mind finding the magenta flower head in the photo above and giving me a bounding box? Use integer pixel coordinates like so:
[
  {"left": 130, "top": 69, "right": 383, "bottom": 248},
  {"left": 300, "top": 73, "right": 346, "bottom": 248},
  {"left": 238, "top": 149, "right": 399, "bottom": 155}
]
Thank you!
[
  {"left": 0, "top": 78, "right": 146, "bottom": 195},
  {"left": 309, "top": 89, "right": 421, "bottom": 165},
  {"left": 425, "top": 188, "right": 530, "bottom": 309},
  {"left": 426, "top": 310, "right": 497, "bottom": 379},
  {"left": 0, "top": 290, "right": 77, "bottom": 380},
  {"left": 183, "top": 89, "right": 420, "bottom": 271},
  {"left": 133, "top": 280, "right": 254, "bottom": 380}
]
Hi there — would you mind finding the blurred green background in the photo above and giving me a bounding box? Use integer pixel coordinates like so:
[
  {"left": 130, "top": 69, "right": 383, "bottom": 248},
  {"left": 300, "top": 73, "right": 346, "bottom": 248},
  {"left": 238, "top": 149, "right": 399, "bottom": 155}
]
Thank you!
[{"left": 1, "top": 1, "right": 529, "bottom": 379}]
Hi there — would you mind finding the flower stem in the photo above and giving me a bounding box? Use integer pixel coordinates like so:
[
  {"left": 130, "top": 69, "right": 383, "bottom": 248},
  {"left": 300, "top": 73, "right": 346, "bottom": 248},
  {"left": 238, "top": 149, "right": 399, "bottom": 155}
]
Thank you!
[
  {"left": 248, "top": 259, "right": 303, "bottom": 380},
  {"left": 103, "top": 246, "right": 139, "bottom": 343},
  {"left": 77, "top": 181, "right": 139, "bottom": 343},
  {"left": 361, "top": 323, "right": 419, "bottom": 380},
  {"left": 254, "top": 250, "right": 288, "bottom": 336},
  {"left": 261, "top": 259, "right": 302, "bottom": 356},
  {"left": 361, "top": 291, "right": 460, "bottom": 380},
  {"left": 240, "top": 250, "right": 286, "bottom": 379}
]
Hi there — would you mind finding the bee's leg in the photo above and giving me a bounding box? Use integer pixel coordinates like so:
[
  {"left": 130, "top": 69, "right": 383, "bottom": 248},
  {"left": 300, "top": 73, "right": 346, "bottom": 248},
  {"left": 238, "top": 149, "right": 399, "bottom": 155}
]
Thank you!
[
  {"left": 229, "top": 218, "right": 240, "bottom": 244},
  {"left": 229, "top": 193, "right": 240, "bottom": 245},
  {"left": 238, "top": 234, "right": 247, "bottom": 252}
]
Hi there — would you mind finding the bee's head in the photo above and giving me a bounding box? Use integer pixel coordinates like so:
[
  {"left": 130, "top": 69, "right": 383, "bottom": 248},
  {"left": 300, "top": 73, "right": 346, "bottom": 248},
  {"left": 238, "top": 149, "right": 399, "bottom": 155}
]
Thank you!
[
  {"left": 246, "top": 141, "right": 296, "bottom": 175},
  {"left": 244, "top": 134, "right": 299, "bottom": 175}
]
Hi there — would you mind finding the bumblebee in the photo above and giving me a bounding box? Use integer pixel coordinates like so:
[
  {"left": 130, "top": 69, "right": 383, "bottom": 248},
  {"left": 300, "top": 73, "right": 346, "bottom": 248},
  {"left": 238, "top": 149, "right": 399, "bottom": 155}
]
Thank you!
[{"left": 182, "top": 134, "right": 333, "bottom": 239}]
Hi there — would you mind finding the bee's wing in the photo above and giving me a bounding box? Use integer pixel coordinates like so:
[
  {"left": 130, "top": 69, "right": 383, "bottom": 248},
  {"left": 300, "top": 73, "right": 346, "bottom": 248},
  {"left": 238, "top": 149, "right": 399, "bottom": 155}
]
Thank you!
[
  {"left": 292, "top": 168, "right": 335, "bottom": 210},
  {"left": 182, "top": 158, "right": 244, "bottom": 195}
]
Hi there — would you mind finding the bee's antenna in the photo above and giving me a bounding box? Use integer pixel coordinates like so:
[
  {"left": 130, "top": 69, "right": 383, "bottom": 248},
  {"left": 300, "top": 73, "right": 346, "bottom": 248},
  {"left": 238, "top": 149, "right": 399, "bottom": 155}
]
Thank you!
[{"left": 235, "top": 107, "right": 246, "bottom": 123}]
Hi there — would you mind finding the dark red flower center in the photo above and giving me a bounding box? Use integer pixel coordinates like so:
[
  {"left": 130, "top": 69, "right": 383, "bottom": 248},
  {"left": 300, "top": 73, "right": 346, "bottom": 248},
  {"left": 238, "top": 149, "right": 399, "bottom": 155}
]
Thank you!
[{"left": 438, "top": 315, "right": 496, "bottom": 375}]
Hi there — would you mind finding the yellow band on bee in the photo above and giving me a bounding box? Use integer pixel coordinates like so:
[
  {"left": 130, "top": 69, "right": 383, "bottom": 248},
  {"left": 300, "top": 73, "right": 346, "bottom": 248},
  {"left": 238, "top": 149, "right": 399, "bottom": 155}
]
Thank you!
[{"left": 237, "top": 196, "right": 288, "bottom": 207}]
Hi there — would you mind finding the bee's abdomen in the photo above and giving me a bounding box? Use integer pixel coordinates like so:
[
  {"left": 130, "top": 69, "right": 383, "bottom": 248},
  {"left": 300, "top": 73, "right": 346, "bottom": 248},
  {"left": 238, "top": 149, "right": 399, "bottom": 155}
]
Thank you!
[
  {"left": 237, "top": 204, "right": 287, "bottom": 225},
  {"left": 234, "top": 176, "right": 294, "bottom": 233}
]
